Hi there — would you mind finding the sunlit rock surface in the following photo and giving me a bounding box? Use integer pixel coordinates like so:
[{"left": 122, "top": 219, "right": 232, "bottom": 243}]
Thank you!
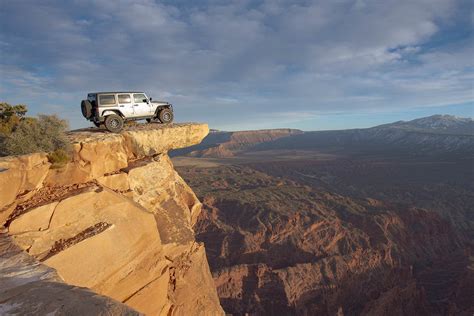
[{"left": 0, "top": 123, "right": 224, "bottom": 315}]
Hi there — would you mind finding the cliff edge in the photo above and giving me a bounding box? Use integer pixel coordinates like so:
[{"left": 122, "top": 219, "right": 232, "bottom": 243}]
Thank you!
[{"left": 0, "top": 123, "right": 224, "bottom": 315}]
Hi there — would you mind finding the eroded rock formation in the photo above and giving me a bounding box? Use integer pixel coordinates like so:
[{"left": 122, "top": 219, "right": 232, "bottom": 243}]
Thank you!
[
  {"left": 0, "top": 123, "right": 223, "bottom": 315},
  {"left": 177, "top": 163, "right": 473, "bottom": 315}
]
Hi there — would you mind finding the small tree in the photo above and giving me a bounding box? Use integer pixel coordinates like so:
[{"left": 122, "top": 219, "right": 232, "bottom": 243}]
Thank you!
[
  {"left": 0, "top": 103, "right": 28, "bottom": 119},
  {"left": 0, "top": 103, "right": 28, "bottom": 135}
]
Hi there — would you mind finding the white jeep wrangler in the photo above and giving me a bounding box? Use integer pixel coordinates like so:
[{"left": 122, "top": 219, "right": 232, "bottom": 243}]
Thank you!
[{"left": 81, "top": 91, "right": 173, "bottom": 132}]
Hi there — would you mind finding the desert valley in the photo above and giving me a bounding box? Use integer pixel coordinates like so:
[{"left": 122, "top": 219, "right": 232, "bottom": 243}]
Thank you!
[{"left": 172, "top": 115, "right": 474, "bottom": 315}]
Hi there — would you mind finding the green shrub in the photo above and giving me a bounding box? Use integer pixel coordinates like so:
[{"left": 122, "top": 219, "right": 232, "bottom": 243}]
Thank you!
[
  {"left": 0, "top": 102, "right": 71, "bottom": 157},
  {"left": 47, "top": 148, "right": 71, "bottom": 169}
]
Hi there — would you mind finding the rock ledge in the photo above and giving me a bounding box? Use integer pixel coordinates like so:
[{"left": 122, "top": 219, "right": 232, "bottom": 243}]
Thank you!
[{"left": 0, "top": 123, "right": 223, "bottom": 315}]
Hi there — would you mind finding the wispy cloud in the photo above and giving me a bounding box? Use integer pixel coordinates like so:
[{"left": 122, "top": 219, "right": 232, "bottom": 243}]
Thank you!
[{"left": 0, "top": 0, "right": 472, "bottom": 129}]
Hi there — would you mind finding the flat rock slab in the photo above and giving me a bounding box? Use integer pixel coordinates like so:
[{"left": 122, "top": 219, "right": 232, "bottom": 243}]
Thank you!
[
  {"left": 0, "top": 233, "right": 139, "bottom": 315},
  {"left": 68, "top": 123, "right": 208, "bottom": 155}
]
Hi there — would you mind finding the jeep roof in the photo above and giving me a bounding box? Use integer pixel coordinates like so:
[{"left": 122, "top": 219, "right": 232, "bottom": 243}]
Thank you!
[{"left": 88, "top": 91, "right": 146, "bottom": 95}]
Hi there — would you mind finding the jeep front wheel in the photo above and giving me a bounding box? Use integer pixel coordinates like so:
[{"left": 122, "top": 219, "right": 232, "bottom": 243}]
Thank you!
[
  {"left": 158, "top": 109, "right": 174, "bottom": 124},
  {"left": 104, "top": 114, "right": 124, "bottom": 133}
]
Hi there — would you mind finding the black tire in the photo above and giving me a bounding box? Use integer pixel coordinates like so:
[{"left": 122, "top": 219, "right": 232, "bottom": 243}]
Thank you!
[
  {"left": 146, "top": 118, "right": 152, "bottom": 123},
  {"left": 104, "top": 114, "right": 124, "bottom": 133},
  {"left": 158, "top": 108, "right": 174, "bottom": 124},
  {"left": 93, "top": 122, "right": 101, "bottom": 128},
  {"left": 81, "top": 100, "right": 92, "bottom": 119}
]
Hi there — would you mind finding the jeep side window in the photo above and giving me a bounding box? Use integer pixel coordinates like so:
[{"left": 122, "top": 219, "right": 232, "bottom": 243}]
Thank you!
[
  {"left": 133, "top": 94, "right": 147, "bottom": 103},
  {"left": 99, "top": 94, "right": 116, "bottom": 105},
  {"left": 118, "top": 94, "right": 131, "bottom": 103}
]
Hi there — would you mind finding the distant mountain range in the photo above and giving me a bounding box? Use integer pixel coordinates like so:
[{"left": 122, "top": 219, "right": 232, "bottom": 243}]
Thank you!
[
  {"left": 172, "top": 115, "right": 474, "bottom": 157},
  {"left": 377, "top": 114, "right": 474, "bottom": 135}
]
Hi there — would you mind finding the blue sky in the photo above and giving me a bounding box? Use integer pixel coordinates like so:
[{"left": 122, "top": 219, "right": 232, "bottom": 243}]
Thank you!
[{"left": 0, "top": 0, "right": 473, "bottom": 131}]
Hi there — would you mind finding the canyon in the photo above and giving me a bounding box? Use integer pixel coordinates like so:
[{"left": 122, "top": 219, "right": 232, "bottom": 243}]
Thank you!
[
  {"left": 0, "top": 124, "right": 224, "bottom": 315},
  {"left": 173, "top": 115, "right": 474, "bottom": 315}
]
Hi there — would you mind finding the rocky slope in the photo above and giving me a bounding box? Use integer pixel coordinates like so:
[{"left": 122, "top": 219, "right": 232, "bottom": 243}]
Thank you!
[{"left": 0, "top": 123, "right": 224, "bottom": 315}]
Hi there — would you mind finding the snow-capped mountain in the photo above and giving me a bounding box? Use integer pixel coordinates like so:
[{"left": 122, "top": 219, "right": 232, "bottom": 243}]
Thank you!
[{"left": 377, "top": 115, "right": 474, "bottom": 135}]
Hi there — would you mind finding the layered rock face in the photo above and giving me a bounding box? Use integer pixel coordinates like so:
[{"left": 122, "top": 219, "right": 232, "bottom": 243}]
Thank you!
[{"left": 0, "top": 124, "right": 223, "bottom": 315}]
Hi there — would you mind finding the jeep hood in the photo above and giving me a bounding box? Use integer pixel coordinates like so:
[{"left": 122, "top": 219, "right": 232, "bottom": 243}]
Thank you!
[{"left": 151, "top": 100, "right": 171, "bottom": 106}]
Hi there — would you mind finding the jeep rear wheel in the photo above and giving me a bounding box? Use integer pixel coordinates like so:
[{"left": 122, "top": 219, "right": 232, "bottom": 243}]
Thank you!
[
  {"left": 104, "top": 114, "right": 124, "bottom": 133},
  {"left": 158, "top": 109, "right": 174, "bottom": 124},
  {"left": 81, "top": 100, "right": 93, "bottom": 119}
]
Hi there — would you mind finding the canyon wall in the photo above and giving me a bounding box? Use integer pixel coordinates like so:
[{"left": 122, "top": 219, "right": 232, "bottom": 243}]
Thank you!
[
  {"left": 177, "top": 162, "right": 473, "bottom": 315},
  {"left": 0, "top": 124, "right": 224, "bottom": 315}
]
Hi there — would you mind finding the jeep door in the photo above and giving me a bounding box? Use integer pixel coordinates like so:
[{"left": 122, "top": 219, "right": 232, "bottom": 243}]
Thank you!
[
  {"left": 117, "top": 94, "right": 134, "bottom": 117},
  {"left": 133, "top": 93, "right": 152, "bottom": 117}
]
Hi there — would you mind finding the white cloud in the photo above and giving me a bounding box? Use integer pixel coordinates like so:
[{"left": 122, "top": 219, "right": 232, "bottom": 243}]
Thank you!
[{"left": 0, "top": 0, "right": 472, "bottom": 129}]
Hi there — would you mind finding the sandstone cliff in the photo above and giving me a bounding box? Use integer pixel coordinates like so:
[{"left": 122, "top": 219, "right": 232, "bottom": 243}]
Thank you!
[{"left": 0, "top": 123, "right": 224, "bottom": 315}]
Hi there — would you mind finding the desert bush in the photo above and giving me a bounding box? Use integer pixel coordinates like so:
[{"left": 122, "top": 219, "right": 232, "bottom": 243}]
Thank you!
[
  {"left": 47, "top": 148, "right": 70, "bottom": 169},
  {"left": 0, "top": 103, "right": 71, "bottom": 158}
]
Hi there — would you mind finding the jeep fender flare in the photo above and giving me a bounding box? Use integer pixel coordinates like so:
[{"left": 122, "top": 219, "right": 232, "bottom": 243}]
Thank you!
[
  {"left": 102, "top": 109, "right": 124, "bottom": 118},
  {"left": 154, "top": 105, "right": 171, "bottom": 115}
]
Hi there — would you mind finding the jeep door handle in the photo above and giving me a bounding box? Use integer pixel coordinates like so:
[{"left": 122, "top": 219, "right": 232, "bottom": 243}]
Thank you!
[{"left": 134, "top": 104, "right": 139, "bottom": 106}]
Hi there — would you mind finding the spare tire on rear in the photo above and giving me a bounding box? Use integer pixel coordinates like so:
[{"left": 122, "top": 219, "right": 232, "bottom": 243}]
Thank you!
[{"left": 81, "top": 100, "right": 93, "bottom": 119}]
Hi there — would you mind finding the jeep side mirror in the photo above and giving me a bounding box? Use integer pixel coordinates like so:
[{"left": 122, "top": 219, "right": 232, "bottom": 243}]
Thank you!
[{"left": 149, "top": 97, "right": 153, "bottom": 101}]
